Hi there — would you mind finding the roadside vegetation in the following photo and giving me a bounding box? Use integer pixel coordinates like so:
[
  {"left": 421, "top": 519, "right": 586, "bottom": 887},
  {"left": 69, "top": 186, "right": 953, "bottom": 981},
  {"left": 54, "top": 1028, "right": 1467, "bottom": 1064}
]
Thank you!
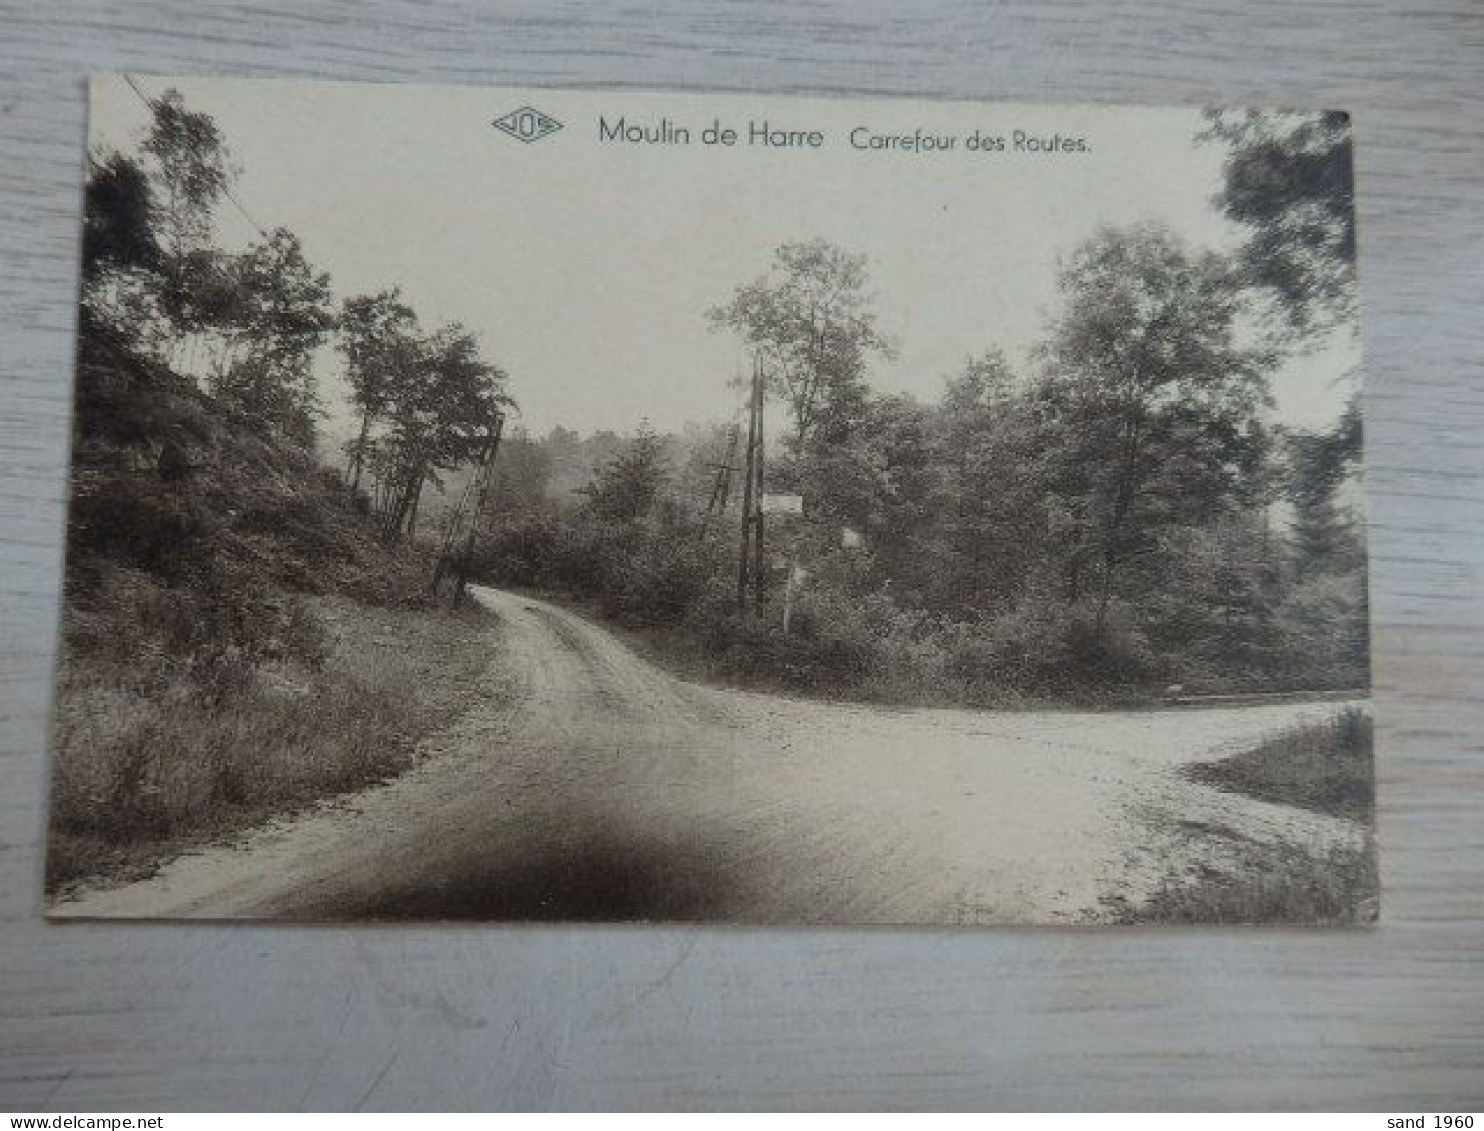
[
  {"left": 50, "top": 596, "right": 491, "bottom": 890},
  {"left": 1127, "top": 836, "right": 1377, "bottom": 925},
  {"left": 50, "top": 87, "right": 511, "bottom": 891},
  {"left": 1118, "top": 705, "right": 1377, "bottom": 924},
  {"left": 1186, "top": 705, "right": 1374, "bottom": 822},
  {"left": 471, "top": 113, "right": 1367, "bottom": 707}
]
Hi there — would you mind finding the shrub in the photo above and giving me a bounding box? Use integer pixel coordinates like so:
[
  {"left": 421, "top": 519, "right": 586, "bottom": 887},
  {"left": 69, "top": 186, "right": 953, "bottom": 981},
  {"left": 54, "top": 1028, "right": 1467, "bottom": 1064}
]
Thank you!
[
  {"left": 68, "top": 477, "right": 218, "bottom": 583},
  {"left": 685, "top": 580, "right": 887, "bottom": 694},
  {"left": 49, "top": 646, "right": 418, "bottom": 886},
  {"left": 1057, "top": 603, "right": 1158, "bottom": 687},
  {"left": 467, "top": 493, "right": 1366, "bottom": 706},
  {"left": 1124, "top": 838, "right": 1377, "bottom": 925},
  {"left": 1273, "top": 572, "right": 1371, "bottom": 689},
  {"left": 604, "top": 522, "right": 719, "bottom": 624},
  {"left": 475, "top": 510, "right": 566, "bottom": 588},
  {"left": 64, "top": 565, "right": 329, "bottom": 693},
  {"left": 1186, "top": 704, "right": 1374, "bottom": 822},
  {"left": 941, "top": 596, "right": 1155, "bottom": 697}
]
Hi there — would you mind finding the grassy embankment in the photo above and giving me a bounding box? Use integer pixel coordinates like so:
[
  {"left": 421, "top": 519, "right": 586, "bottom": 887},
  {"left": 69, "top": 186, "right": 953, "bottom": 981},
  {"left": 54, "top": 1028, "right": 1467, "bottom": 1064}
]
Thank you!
[
  {"left": 50, "top": 596, "right": 491, "bottom": 891},
  {"left": 1125, "top": 706, "right": 1377, "bottom": 924},
  {"left": 47, "top": 328, "right": 495, "bottom": 892}
]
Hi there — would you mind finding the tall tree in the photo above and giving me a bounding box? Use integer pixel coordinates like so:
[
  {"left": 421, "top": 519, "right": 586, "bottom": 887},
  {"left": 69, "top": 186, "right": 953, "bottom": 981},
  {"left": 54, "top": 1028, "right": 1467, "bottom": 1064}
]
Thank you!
[
  {"left": 82, "top": 151, "right": 160, "bottom": 280},
  {"left": 1204, "top": 109, "right": 1357, "bottom": 335},
  {"left": 709, "top": 240, "right": 892, "bottom": 454},
  {"left": 485, "top": 431, "right": 554, "bottom": 513},
  {"left": 918, "top": 353, "right": 1051, "bottom": 613},
  {"left": 338, "top": 289, "right": 419, "bottom": 492},
  {"left": 376, "top": 323, "right": 512, "bottom": 540},
  {"left": 139, "top": 88, "right": 237, "bottom": 333},
  {"left": 1036, "top": 223, "right": 1275, "bottom": 627},
  {"left": 1287, "top": 396, "right": 1364, "bottom": 577},
  {"left": 77, "top": 150, "right": 175, "bottom": 357},
  {"left": 209, "top": 227, "right": 335, "bottom": 443},
  {"left": 581, "top": 423, "right": 670, "bottom": 523}
]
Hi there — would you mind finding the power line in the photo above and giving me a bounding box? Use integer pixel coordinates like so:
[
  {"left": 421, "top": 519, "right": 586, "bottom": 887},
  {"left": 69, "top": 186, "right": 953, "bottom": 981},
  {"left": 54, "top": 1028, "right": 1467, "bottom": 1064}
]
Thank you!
[{"left": 119, "top": 74, "right": 271, "bottom": 240}]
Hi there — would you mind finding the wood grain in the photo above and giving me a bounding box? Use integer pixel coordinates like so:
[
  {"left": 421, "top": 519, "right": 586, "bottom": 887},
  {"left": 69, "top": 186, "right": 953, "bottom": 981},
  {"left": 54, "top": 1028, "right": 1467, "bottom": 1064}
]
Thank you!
[{"left": 2, "top": 0, "right": 1481, "bottom": 1111}]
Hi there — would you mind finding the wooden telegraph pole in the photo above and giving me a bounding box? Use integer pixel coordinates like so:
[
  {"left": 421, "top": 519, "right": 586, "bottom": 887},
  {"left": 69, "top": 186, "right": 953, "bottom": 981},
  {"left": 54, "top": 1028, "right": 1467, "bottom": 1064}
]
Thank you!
[
  {"left": 453, "top": 411, "right": 506, "bottom": 604},
  {"left": 702, "top": 423, "right": 740, "bottom": 530},
  {"left": 737, "top": 353, "right": 766, "bottom": 614},
  {"left": 752, "top": 356, "right": 765, "bottom": 615},
  {"left": 432, "top": 411, "right": 505, "bottom": 605},
  {"left": 736, "top": 360, "right": 756, "bottom": 612}
]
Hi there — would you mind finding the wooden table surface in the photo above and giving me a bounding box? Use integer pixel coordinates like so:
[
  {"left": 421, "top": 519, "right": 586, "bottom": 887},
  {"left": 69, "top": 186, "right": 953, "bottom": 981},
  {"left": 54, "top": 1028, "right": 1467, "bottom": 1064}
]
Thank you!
[{"left": 3, "top": 1, "right": 1481, "bottom": 1112}]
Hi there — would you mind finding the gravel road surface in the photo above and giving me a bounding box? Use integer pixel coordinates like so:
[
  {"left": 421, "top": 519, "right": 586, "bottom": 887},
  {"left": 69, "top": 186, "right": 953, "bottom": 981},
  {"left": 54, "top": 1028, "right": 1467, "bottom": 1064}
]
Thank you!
[{"left": 51, "top": 587, "right": 1368, "bottom": 923}]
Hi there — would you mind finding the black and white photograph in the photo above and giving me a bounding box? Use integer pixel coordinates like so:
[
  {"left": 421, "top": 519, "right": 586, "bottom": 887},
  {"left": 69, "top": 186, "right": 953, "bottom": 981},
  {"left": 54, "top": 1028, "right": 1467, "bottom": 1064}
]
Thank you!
[{"left": 46, "top": 77, "right": 1372, "bottom": 925}]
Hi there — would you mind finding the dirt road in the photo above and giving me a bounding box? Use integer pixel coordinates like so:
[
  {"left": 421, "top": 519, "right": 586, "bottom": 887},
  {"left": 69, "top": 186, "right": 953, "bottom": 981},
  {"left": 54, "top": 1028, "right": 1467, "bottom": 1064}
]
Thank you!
[{"left": 51, "top": 587, "right": 1368, "bottom": 924}]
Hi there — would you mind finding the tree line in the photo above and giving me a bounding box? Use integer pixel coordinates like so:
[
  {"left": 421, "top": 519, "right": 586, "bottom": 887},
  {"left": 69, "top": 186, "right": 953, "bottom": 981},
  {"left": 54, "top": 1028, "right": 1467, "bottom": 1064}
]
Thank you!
[{"left": 474, "top": 110, "right": 1366, "bottom": 701}]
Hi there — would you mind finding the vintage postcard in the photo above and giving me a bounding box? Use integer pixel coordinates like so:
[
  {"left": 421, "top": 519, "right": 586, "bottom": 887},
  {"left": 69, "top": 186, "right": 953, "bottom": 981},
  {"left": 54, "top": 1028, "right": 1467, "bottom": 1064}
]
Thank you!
[{"left": 48, "top": 78, "right": 1372, "bottom": 924}]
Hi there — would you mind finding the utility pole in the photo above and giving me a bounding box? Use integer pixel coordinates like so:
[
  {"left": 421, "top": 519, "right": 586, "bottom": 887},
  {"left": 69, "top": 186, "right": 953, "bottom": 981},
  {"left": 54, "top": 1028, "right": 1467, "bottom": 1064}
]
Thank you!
[
  {"left": 453, "top": 411, "right": 505, "bottom": 605},
  {"left": 702, "top": 423, "right": 740, "bottom": 530},
  {"left": 752, "top": 355, "right": 765, "bottom": 615},
  {"left": 736, "top": 353, "right": 766, "bottom": 614},
  {"left": 737, "top": 357, "right": 758, "bottom": 612},
  {"left": 432, "top": 411, "right": 505, "bottom": 605}
]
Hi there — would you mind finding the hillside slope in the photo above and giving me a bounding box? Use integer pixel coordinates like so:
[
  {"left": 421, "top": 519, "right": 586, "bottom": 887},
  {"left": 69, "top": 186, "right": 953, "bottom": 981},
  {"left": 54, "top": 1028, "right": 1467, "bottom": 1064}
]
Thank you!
[{"left": 49, "top": 321, "right": 489, "bottom": 890}]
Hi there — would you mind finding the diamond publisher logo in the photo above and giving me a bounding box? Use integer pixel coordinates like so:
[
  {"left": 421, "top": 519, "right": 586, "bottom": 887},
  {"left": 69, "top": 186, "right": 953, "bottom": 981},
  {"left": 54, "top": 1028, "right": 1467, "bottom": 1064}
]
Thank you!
[{"left": 492, "top": 106, "right": 563, "bottom": 143}]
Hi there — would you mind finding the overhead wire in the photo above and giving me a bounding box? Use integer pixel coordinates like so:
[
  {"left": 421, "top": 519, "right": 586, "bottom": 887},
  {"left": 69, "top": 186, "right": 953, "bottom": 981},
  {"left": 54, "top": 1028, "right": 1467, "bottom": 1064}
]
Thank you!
[{"left": 120, "top": 74, "right": 271, "bottom": 240}]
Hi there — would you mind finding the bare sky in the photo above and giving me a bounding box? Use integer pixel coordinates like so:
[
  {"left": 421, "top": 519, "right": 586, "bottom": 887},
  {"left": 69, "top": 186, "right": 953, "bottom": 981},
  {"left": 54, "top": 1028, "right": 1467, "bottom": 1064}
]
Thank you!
[{"left": 89, "top": 76, "right": 1360, "bottom": 441}]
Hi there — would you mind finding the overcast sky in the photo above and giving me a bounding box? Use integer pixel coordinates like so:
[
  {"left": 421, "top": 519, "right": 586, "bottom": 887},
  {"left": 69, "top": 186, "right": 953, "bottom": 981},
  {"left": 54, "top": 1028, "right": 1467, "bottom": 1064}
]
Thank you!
[{"left": 89, "top": 76, "right": 1360, "bottom": 441}]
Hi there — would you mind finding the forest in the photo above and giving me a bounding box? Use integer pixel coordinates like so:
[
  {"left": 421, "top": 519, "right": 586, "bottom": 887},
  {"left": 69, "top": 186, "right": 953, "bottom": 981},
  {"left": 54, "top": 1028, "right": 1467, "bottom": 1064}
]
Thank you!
[{"left": 471, "top": 112, "right": 1368, "bottom": 704}]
